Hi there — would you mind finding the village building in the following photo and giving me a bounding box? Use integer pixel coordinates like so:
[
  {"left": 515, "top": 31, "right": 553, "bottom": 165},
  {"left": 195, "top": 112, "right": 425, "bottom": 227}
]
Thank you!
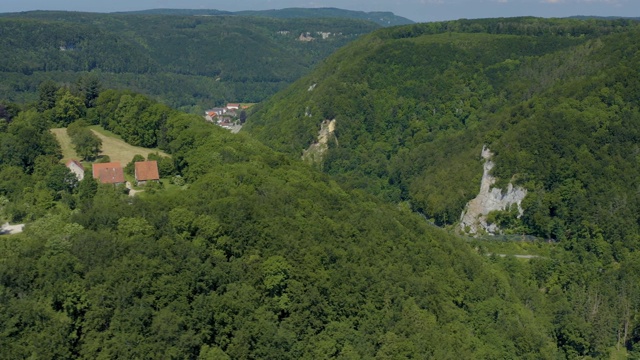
[
  {"left": 205, "top": 107, "right": 227, "bottom": 122},
  {"left": 204, "top": 103, "right": 248, "bottom": 133},
  {"left": 134, "top": 160, "right": 160, "bottom": 185},
  {"left": 92, "top": 162, "right": 125, "bottom": 185},
  {"left": 65, "top": 159, "right": 85, "bottom": 181},
  {"left": 210, "top": 107, "right": 226, "bottom": 115}
]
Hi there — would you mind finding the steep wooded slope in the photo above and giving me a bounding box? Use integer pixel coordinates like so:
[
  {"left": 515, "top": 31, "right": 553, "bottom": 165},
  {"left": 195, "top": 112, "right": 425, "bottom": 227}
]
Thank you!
[
  {"left": 2, "top": 79, "right": 640, "bottom": 358},
  {"left": 245, "top": 18, "right": 640, "bottom": 245},
  {"left": 0, "top": 92, "right": 558, "bottom": 358}
]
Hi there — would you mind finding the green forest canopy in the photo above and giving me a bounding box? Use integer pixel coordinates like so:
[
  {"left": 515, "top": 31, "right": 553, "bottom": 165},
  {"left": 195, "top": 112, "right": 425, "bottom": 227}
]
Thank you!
[
  {"left": 1, "top": 85, "right": 640, "bottom": 358},
  {"left": 0, "top": 11, "right": 380, "bottom": 113},
  {"left": 2, "top": 16, "right": 640, "bottom": 359},
  {"left": 245, "top": 17, "right": 640, "bottom": 247},
  {"left": 117, "top": 7, "right": 414, "bottom": 27}
]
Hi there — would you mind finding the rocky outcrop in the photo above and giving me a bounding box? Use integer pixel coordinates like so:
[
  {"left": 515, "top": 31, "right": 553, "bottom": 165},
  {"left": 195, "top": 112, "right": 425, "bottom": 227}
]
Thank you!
[
  {"left": 302, "top": 119, "right": 336, "bottom": 165},
  {"left": 298, "top": 32, "right": 315, "bottom": 41},
  {"left": 459, "top": 146, "right": 527, "bottom": 235}
]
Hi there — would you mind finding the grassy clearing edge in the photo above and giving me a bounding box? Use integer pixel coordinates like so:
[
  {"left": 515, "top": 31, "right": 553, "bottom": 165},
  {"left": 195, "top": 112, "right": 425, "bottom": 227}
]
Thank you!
[{"left": 51, "top": 126, "right": 170, "bottom": 166}]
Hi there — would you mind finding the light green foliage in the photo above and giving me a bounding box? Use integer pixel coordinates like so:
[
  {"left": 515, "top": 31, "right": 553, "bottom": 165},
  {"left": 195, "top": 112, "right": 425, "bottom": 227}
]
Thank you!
[
  {"left": 261, "top": 255, "right": 291, "bottom": 296},
  {"left": 168, "top": 207, "right": 196, "bottom": 237},
  {"left": 117, "top": 217, "right": 154, "bottom": 238},
  {"left": 53, "top": 88, "right": 85, "bottom": 127},
  {"left": 198, "top": 345, "right": 231, "bottom": 360},
  {"left": 170, "top": 175, "right": 185, "bottom": 186},
  {"left": 68, "top": 126, "right": 102, "bottom": 161}
]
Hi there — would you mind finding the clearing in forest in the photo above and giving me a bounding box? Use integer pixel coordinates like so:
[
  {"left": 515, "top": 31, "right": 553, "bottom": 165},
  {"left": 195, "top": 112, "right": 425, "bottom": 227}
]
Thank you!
[{"left": 50, "top": 126, "right": 169, "bottom": 164}]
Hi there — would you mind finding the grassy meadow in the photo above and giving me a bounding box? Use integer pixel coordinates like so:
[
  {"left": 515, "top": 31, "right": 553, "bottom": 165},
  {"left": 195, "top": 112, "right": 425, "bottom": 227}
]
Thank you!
[{"left": 50, "top": 126, "right": 169, "bottom": 165}]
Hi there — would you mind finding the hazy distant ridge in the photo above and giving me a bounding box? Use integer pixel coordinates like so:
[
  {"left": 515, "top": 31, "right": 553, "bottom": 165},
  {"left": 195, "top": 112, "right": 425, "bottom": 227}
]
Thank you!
[{"left": 115, "top": 7, "right": 414, "bottom": 27}]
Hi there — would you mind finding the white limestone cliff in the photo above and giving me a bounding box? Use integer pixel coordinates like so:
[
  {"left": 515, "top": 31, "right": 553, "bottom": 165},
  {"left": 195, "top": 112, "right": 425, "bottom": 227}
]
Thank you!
[
  {"left": 459, "top": 146, "right": 527, "bottom": 235},
  {"left": 302, "top": 119, "right": 337, "bottom": 164}
]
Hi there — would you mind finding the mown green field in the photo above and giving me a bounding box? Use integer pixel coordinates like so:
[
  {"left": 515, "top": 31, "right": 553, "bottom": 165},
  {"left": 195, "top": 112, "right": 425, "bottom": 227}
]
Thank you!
[{"left": 51, "top": 126, "right": 169, "bottom": 165}]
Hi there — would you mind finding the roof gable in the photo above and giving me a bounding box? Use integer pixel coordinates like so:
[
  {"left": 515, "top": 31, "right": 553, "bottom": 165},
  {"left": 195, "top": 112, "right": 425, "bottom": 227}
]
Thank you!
[
  {"left": 66, "top": 159, "right": 84, "bottom": 170},
  {"left": 135, "top": 161, "right": 160, "bottom": 181},
  {"left": 92, "top": 162, "right": 125, "bottom": 184}
]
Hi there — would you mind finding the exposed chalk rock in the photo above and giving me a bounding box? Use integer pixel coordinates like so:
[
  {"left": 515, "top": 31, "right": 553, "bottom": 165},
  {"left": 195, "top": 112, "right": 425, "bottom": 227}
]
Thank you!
[
  {"left": 460, "top": 146, "right": 527, "bottom": 235},
  {"left": 302, "top": 119, "right": 337, "bottom": 165}
]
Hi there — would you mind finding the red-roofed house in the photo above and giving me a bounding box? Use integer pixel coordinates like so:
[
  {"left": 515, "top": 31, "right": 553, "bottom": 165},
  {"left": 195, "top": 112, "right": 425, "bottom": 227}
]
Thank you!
[
  {"left": 226, "top": 103, "right": 240, "bottom": 110},
  {"left": 65, "top": 159, "right": 85, "bottom": 181},
  {"left": 92, "top": 162, "right": 125, "bottom": 185},
  {"left": 134, "top": 161, "right": 160, "bottom": 185}
]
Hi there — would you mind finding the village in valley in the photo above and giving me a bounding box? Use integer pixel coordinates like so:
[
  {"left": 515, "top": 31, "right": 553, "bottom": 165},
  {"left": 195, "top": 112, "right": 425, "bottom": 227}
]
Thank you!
[{"left": 204, "top": 103, "right": 250, "bottom": 133}]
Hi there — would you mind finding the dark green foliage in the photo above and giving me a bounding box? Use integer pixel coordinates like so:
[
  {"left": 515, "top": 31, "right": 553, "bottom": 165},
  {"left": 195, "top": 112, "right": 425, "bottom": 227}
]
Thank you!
[
  {"left": 75, "top": 74, "right": 102, "bottom": 108},
  {"left": 0, "top": 109, "right": 61, "bottom": 172},
  {"left": 94, "top": 89, "right": 173, "bottom": 148},
  {"left": 125, "top": 154, "right": 145, "bottom": 176},
  {"left": 44, "top": 164, "right": 77, "bottom": 194},
  {"left": 147, "top": 152, "right": 175, "bottom": 177},
  {"left": 76, "top": 175, "right": 98, "bottom": 202},
  {"left": 0, "top": 12, "right": 380, "bottom": 112},
  {"left": 233, "top": 8, "right": 413, "bottom": 26},
  {"left": 0, "top": 105, "right": 561, "bottom": 358},
  {"left": 37, "top": 80, "right": 59, "bottom": 112},
  {"left": 3, "top": 14, "right": 640, "bottom": 353},
  {"left": 120, "top": 7, "right": 414, "bottom": 27},
  {"left": 67, "top": 124, "right": 102, "bottom": 161},
  {"left": 244, "top": 20, "right": 640, "bottom": 356}
]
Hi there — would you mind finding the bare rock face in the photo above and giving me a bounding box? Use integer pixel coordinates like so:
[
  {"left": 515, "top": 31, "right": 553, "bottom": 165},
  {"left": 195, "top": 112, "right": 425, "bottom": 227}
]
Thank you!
[
  {"left": 298, "top": 33, "right": 315, "bottom": 41},
  {"left": 459, "top": 146, "right": 527, "bottom": 235},
  {"left": 302, "top": 119, "right": 337, "bottom": 165}
]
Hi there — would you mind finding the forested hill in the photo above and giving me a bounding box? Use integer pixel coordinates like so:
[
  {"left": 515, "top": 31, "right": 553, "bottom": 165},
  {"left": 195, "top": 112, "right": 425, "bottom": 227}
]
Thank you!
[
  {"left": 0, "top": 88, "right": 562, "bottom": 358},
  {"left": 3, "top": 16, "right": 640, "bottom": 358},
  {"left": 235, "top": 8, "right": 413, "bottom": 27},
  {"left": 0, "top": 11, "right": 379, "bottom": 112},
  {"left": 245, "top": 17, "right": 640, "bottom": 245},
  {"left": 2, "top": 76, "right": 640, "bottom": 357},
  {"left": 117, "top": 7, "right": 414, "bottom": 27}
]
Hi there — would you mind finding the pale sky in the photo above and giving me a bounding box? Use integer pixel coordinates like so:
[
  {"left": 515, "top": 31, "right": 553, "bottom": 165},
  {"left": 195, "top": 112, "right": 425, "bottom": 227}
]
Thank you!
[{"left": 0, "top": 0, "right": 637, "bottom": 23}]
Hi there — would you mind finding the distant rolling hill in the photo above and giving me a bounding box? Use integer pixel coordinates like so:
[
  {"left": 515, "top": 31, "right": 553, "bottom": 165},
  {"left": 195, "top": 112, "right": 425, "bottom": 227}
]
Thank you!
[
  {"left": 0, "top": 11, "right": 380, "bottom": 112},
  {"left": 116, "top": 7, "right": 414, "bottom": 27}
]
